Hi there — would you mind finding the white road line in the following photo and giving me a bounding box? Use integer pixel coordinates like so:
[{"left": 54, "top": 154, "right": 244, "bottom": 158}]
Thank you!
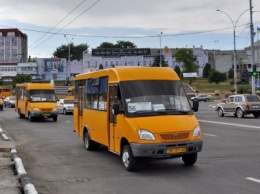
[
  {"left": 198, "top": 119, "right": 260, "bottom": 129},
  {"left": 203, "top": 133, "right": 217, "bottom": 137},
  {"left": 246, "top": 177, "right": 260, "bottom": 183}
]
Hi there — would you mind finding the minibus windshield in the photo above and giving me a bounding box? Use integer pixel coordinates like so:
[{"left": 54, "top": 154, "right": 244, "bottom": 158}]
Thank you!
[
  {"left": 120, "top": 80, "right": 191, "bottom": 117},
  {"left": 29, "top": 90, "right": 56, "bottom": 102}
]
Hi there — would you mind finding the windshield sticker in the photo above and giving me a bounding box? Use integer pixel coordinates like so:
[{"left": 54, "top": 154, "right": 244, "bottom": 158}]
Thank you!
[
  {"left": 153, "top": 104, "right": 165, "bottom": 111},
  {"left": 128, "top": 102, "right": 152, "bottom": 113}
]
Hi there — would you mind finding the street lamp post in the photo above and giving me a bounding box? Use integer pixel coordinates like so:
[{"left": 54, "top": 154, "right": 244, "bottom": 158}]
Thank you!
[
  {"left": 64, "top": 35, "right": 73, "bottom": 79},
  {"left": 159, "top": 32, "right": 163, "bottom": 67},
  {"left": 216, "top": 9, "right": 249, "bottom": 94}
]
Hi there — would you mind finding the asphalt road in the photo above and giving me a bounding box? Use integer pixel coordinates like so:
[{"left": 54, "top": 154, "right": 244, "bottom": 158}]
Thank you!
[{"left": 1, "top": 102, "right": 260, "bottom": 194}]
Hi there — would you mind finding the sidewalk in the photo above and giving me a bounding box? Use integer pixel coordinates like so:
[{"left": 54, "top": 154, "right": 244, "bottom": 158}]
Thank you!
[{"left": 0, "top": 127, "right": 21, "bottom": 194}]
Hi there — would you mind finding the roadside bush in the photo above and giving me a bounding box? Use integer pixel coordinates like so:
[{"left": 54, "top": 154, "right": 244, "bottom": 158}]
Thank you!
[{"left": 237, "top": 85, "right": 251, "bottom": 94}]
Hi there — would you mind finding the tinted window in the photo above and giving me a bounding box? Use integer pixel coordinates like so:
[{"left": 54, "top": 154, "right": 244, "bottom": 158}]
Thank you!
[{"left": 246, "top": 95, "right": 260, "bottom": 102}]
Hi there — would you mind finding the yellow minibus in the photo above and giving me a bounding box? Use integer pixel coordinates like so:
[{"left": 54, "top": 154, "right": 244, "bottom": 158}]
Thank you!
[
  {"left": 0, "top": 86, "right": 12, "bottom": 98},
  {"left": 73, "top": 67, "right": 202, "bottom": 171},
  {"left": 15, "top": 83, "right": 58, "bottom": 122},
  {"left": 65, "top": 86, "right": 75, "bottom": 99}
]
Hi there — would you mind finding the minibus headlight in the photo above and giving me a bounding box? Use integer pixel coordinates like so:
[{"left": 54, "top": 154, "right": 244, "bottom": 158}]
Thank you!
[
  {"left": 193, "top": 126, "right": 201, "bottom": 137},
  {"left": 138, "top": 129, "right": 155, "bottom": 140},
  {"left": 33, "top": 107, "right": 39, "bottom": 111},
  {"left": 53, "top": 107, "right": 57, "bottom": 111}
]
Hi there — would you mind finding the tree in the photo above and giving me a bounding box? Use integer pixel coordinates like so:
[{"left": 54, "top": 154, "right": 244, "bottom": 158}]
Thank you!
[
  {"left": 174, "top": 65, "right": 181, "bottom": 78},
  {"left": 203, "top": 63, "right": 211, "bottom": 78},
  {"left": 114, "top": 40, "right": 136, "bottom": 48},
  {"left": 208, "top": 70, "right": 227, "bottom": 84},
  {"left": 97, "top": 40, "right": 136, "bottom": 48},
  {"left": 97, "top": 42, "right": 115, "bottom": 48},
  {"left": 53, "top": 43, "right": 89, "bottom": 61},
  {"left": 12, "top": 74, "right": 32, "bottom": 88},
  {"left": 174, "top": 48, "right": 199, "bottom": 84},
  {"left": 99, "top": 64, "right": 104, "bottom": 69},
  {"left": 151, "top": 55, "right": 168, "bottom": 67}
]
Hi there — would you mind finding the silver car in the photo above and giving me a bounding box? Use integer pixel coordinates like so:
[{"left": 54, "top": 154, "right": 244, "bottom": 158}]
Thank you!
[
  {"left": 4, "top": 96, "right": 16, "bottom": 108},
  {"left": 215, "top": 94, "right": 260, "bottom": 118},
  {"left": 57, "top": 99, "right": 75, "bottom": 114}
]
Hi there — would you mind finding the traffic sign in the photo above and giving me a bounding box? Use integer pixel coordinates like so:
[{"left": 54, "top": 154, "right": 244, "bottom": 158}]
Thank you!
[{"left": 252, "top": 71, "right": 260, "bottom": 76}]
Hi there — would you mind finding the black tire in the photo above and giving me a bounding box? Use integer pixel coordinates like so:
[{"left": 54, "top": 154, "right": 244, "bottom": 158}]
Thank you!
[
  {"left": 253, "top": 113, "right": 260, "bottom": 118},
  {"left": 53, "top": 116, "right": 57, "bottom": 122},
  {"left": 236, "top": 108, "right": 244, "bottom": 118},
  {"left": 84, "top": 130, "right": 99, "bottom": 151},
  {"left": 19, "top": 110, "right": 25, "bottom": 118},
  {"left": 121, "top": 145, "right": 137, "bottom": 171},
  {"left": 182, "top": 153, "right": 197, "bottom": 166},
  {"left": 217, "top": 108, "right": 224, "bottom": 117},
  {"left": 28, "top": 113, "right": 34, "bottom": 122},
  {"left": 0, "top": 107, "right": 3, "bottom": 111},
  {"left": 63, "top": 109, "right": 67, "bottom": 115}
]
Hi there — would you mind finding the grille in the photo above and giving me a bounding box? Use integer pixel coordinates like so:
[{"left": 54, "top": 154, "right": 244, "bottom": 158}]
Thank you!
[
  {"left": 160, "top": 132, "right": 190, "bottom": 141},
  {"left": 41, "top": 108, "right": 52, "bottom": 112}
]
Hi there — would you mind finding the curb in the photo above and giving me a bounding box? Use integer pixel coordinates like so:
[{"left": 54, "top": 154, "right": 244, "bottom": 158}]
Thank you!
[
  {"left": 11, "top": 149, "right": 38, "bottom": 194},
  {"left": 0, "top": 127, "right": 38, "bottom": 194}
]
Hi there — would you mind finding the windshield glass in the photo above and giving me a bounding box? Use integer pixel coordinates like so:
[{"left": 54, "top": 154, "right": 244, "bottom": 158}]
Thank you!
[
  {"left": 10, "top": 96, "right": 16, "bottom": 100},
  {"left": 64, "top": 100, "right": 74, "bottom": 104},
  {"left": 29, "top": 90, "right": 56, "bottom": 102},
  {"left": 120, "top": 80, "right": 191, "bottom": 117}
]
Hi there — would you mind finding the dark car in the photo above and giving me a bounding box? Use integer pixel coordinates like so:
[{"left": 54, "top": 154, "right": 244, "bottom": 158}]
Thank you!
[
  {"left": 3, "top": 96, "right": 16, "bottom": 108},
  {"left": 190, "top": 94, "right": 212, "bottom": 102}
]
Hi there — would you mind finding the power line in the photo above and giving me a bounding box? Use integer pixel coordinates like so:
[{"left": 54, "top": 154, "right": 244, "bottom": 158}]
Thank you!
[
  {"left": 29, "top": 0, "right": 86, "bottom": 48},
  {"left": 29, "top": 0, "right": 101, "bottom": 52}
]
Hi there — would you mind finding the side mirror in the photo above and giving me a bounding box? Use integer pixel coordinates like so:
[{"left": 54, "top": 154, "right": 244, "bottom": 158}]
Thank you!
[
  {"left": 192, "top": 100, "right": 199, "bottom": 112},
  {"left": 112, "top": 104, "right": 120, "bottom": 115}
]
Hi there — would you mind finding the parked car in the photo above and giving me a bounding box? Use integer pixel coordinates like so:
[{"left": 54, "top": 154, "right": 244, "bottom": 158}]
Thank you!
[
  {"left": 215, "top": 94, "right": 260, "bottom": 118},
  {"left": 190, "top": 94, "right": 212, "bottom": 102},
  {"left": 57, "top": 99, "right": 74, "bottom": 114},
  {"left": 3, "top": 96, "right": 16, "bottom": 108},
  {"left": 0, "top": 97, "right": 3, "bottom": 110}
]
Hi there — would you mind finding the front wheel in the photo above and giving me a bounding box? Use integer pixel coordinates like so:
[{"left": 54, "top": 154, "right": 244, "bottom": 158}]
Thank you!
[
  {"left": 53, "top": 116, "right": 57, "bottom": 122},
  {"left": 28, "top": 113, "right": 34, "bottom": 122},
  {"left": 122, "top": 145, "right": 137, "bottom": 171},
  {"left": 217, "top": 108, "right": 224, "bottom": 117},
  {"left": 63, "top": 109, "right": 67, "bottom": 115},
  {"left": 182, "top": 153, "right": 197, "bottom": 166}
]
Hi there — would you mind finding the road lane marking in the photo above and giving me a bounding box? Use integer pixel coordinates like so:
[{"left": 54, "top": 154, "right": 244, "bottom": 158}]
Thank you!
[
  {"left": 246, "top": 177, "right": 260, "bottom": 183},
  {"left": 203, "top": 133, "right": 217, "bottom": 137},
  {"left": 198, "top": 120, "right": 260, "bottom": 129}
]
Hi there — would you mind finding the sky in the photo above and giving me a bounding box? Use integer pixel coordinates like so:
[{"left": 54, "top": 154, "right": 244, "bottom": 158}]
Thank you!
[{"left": 1, "top": 0, "right": 260, "bottom": 58}]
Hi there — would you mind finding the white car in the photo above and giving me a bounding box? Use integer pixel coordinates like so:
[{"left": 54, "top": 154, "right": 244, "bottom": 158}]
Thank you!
[
  {"left": 57, "top": 99, "right": 75, "bottom": 114},
  {"left": 190, "top": 94, "right": 212, "bottom": 102},
  {"left": 4, "top": 96, "right": 16, "bottom": 108}
]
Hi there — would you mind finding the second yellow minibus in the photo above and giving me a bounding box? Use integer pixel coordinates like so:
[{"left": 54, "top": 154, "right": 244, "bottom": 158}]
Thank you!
[
  {"left": 15, "top": 83, "right": 58, "bottom": 122},
  {"left": 73, "top": 67, "right": 203, "bottom": 171}
]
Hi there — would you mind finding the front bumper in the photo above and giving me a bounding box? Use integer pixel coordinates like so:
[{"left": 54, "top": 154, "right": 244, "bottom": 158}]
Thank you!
[
  {"left": 131, "top": 140, "right": 203, "bottom": 158},
  {"left": 30, "top": 112, "right": 58, "bottom": 118}
]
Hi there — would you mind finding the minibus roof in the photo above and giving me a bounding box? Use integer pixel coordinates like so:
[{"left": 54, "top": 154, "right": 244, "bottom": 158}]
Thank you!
[
  {"left": 75, "top": 67, "right": 179, "bottom": 82},
  {"left": 16, "top": 83, "right": 54, "bottom": 90}
]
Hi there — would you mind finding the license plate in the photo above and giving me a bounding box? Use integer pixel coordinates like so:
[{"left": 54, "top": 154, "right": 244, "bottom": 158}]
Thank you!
[
  {"left": 167, "top": 147, "right": 186, "bottom": 154},
  {"left": 252, "top": 106, "right": 259, "bottom": 109},
  {"left": 43, "top": 114, "right": 50, "bottom": 117}
]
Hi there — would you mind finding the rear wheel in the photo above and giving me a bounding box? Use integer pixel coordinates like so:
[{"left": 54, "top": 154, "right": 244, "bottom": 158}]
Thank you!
[
  {"left": 182, "top": 153, "right": 197, "bottom": 165},
  {"left": 122, "top": 145, "right": 137, "bottom": 171},
  {"left": 84, "top": 130, "right": 99, "bottom": 151},
  {"left": 18, "top": 110, "right": 25, "bottom": 118},
  {"left": 236, "top": 108, "right": 244, "bottom": 118},
  {"left": 217, "top": 108, "right": 224, "bottom": 117}
]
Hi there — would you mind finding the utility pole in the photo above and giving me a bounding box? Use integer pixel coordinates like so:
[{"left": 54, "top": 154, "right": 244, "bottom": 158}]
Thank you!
[
  {"left": 249, "top": 0, "right": 256, "bottom": 94},
  {"left": 159, "top": 32, "right": 163, "bottom": 67}
]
